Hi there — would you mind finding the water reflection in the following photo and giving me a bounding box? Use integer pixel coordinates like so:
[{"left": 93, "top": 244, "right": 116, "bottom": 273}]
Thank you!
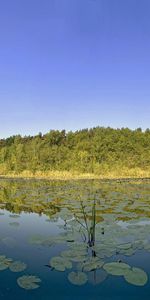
[{"left": 0, "top": 179, "right": 150, "bottom": 298}]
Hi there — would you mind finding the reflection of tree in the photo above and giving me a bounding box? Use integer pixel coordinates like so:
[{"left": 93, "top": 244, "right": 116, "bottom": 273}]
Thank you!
[
  {"left": 0, "top": 179, "right": 149, "bottom": 287},
  {"left": 1, "top": 178, "right": 150, "bottom": 221}
]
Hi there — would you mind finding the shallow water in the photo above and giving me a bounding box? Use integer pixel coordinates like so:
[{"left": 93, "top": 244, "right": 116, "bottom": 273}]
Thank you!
[{"left": 0, "top": 178, "right": 150, "bottom": 300}]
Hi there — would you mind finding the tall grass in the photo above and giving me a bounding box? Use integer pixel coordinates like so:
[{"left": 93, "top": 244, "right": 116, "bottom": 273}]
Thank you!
[{"left": 0, "top": 168, "right": 150, "bottom": 180}]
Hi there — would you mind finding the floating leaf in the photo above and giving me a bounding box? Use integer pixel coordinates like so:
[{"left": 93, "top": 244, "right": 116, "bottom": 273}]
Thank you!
[
  {"left": 119, "top": 248, "right": 135, "bottom": 256},
  {"left": 0, "top": 262, "right": 10, "bottom": 271},
  {"left": 0, "top": 256, "right": 13, "bottom": 271},
  {"left": 9, "top": 261, "right": 27, "bottom": 272},
  {"left": 117, "top": 243, "right": 132, "bottom": 250},
  {"left": 61, "top": 248, "right": 87, "bottom": 262},
  {"left": 17, "top": 275, "right": 41, "bottom": 290},
  {"left": 0, "top": 255, "right": 7, "bottom": 262},
  {"left": 50, "top": 256, "right": 72, "bottom": 271},
  {"left": 82, "top": 257, "right": 104, "bottom": 272},
  {"left": 124, "top": 267, "right": 148, "bottom": 286},
  {"left": 68, "top": 271, "right": 88, "bottom": 285},
  {"left": 28, "top": 235, "right": 45, "bottom": 245},
  {"left": 69, "top": 243, "right": 88, "bottom": 252},
  {"left": 71, "top": 256, "right": 87, "bottom": 262},
  {"left": 103, "top": 262, "right": 131, "bottom": 276}
]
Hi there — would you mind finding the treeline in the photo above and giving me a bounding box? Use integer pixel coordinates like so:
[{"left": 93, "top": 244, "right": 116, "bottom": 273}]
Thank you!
[{"left": 0, "top": 127, "right": 150, "bottom": 176}]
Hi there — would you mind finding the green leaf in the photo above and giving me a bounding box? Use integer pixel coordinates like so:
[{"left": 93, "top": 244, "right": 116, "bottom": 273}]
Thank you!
[
  {"left": 68, "top": 272, "right": 88, "bottom": 285},
  {"left": 9, "top": 261, "right": 27, "bottom": 272},
  {"left": 50, "top": 256, "right": 72, "bottom": 272},
  {"left": 124, "top": 267, "right": 148, "bottom": 286},
  {"left": 17, "top": 275, "right": 41, "bottom": 290},
  {"left": 103, "top": 262, "right": 131, "bottom": 276}
]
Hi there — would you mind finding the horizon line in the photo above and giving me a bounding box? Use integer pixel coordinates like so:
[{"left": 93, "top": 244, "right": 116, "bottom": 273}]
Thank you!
[{"left": 1, "top": 125, "right": 149, "bottom": 140}]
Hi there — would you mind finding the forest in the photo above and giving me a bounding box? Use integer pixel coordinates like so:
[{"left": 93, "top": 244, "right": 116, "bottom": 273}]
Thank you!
[{"left": 0, "top": 127, "right": 150, "bottom": 178}]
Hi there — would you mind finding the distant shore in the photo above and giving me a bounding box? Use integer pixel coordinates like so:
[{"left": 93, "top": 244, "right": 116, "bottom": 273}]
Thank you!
[{"left": 0, "top": 169, "right": 150, "bottom": 181}]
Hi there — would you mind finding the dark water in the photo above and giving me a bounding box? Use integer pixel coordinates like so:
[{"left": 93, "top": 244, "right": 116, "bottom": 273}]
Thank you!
[{"left": 0, "top": 178, "right": 150, "bottom": 300}]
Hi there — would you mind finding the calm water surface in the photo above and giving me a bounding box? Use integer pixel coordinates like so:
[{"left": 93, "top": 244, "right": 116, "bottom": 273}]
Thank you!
[{"left": 0, "top": 178, "right": 150, "bottom": 300}]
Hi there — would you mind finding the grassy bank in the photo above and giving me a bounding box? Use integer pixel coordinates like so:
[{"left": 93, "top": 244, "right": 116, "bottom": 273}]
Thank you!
[{"left": 0, "top": 168, "right": 150, "bottom": 180}]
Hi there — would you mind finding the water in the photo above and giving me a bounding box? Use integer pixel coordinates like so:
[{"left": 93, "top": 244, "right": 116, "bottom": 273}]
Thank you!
[{"left": 0, "top": 178, "right": 150, "bottom": 300}]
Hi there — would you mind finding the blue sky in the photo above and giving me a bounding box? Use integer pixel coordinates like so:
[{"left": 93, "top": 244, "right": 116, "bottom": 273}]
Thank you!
[{"left": 0, "top": 0, "right": 150, "bottom": 138}]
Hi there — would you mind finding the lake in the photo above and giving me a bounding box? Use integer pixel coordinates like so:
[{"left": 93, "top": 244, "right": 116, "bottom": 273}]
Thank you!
[{"left": 0, "top": 178, "right": 150, "bottom": 300}]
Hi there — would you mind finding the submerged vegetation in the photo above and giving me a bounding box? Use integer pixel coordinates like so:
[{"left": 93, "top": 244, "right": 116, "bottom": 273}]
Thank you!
[{"left": 0, "top": 127, "right": 150, "bottom": 179}]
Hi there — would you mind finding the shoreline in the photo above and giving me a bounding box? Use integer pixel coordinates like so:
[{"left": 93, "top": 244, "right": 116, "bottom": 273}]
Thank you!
[{"left": 0, "top": 171, "right": 150, "bottom": 181}]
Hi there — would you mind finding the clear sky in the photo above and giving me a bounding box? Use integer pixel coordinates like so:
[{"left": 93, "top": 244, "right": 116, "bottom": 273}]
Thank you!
[{"left": 0, "top": 0, "right": 150, "bottom": 138}]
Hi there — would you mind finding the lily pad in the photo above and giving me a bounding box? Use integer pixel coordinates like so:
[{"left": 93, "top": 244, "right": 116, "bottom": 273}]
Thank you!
[
  {"left": 68, "top": 271, "right": 88, "bottom": 285},
  {"left": 9, "top": 261, "right": 27, "bottom": 272},
  {"left": 17, "top": 275, "right": 41, "bottom": 290},
  {"left": 82, "top": 257, "right": 104, "bottom": 272},
  {"left": 103, "top": 262, "right": 131, "bottom": 276},
  {"left": 29, "top": 235, "right": 47, "bottom": 245},
  {"left": 0, "top": 256, "right": 13, "bottom": 271},
  {"left": 124, "top": 267, "right": 148, "bottom": 286},
  {"left": 50, "top": 256, "right": 72, "bottom": 271},
  {"left": 117, "top": 243, "right": 132, "bottom": 250},
  {"left": 61, "top": 249, "right": 87, "bottom": 262}
]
